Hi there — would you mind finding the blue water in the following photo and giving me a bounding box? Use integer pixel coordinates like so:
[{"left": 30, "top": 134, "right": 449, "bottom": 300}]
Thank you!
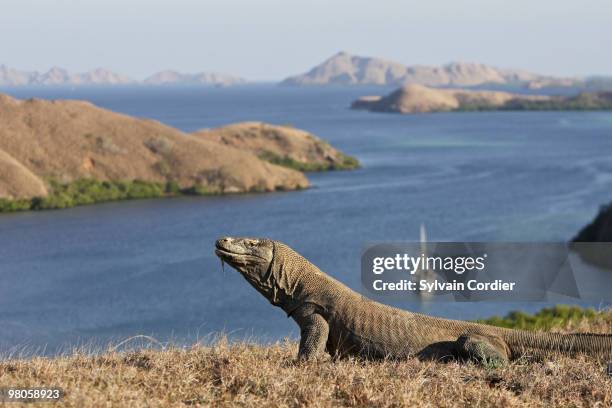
[{"left": 1, "top": 85, "right": 612, "bottom": 355}]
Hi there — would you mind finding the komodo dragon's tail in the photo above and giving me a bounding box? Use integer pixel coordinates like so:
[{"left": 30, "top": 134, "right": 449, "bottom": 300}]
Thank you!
[{"left": 500, "top": 329, "right": 612, "bottom": 360}]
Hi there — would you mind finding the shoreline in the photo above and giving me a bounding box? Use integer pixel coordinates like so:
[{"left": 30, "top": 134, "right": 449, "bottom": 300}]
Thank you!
[{"left": 0, "top": 178, "right": 310, "bottom": 214}]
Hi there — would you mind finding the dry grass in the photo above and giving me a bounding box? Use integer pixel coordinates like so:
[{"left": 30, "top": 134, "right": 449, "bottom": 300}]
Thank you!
[{"left": 1, "top": 313, "right": 611, "bottom": 408}]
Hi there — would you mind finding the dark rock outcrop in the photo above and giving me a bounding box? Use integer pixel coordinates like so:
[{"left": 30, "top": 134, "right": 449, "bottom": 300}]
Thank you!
[{"left": 572, "top": 204, "right": 612, "bottom": 269}]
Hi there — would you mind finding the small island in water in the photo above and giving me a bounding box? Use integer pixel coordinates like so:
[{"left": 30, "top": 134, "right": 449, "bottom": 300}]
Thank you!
[
  {"left": 0, "top": 94, "right": 358, "bottom": 213},
  {"left": 351, "top": 84, "right": 612, "bottom": 114}
]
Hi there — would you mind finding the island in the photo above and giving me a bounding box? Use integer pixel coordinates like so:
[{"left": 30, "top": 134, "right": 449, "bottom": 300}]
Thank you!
[
  {"left": 0, "top": 93, "right": 357, "bottom": 213},
  {"left": 282, "top": 51, "right": 568, "bottom": 88},
  {"left": 351, "top": 84, "right": 612, "bottom": 114}
]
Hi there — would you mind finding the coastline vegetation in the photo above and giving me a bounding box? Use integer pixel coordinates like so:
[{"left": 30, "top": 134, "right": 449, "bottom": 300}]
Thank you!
[
  {"left": 0, "top": 178, "right": 222, "bottom": 213},
  {"left": 457, "top": 91, "right": 612, "bottom": 112},
  {"left": 476, "top": 305, "right": 604, "bottom": 330},
  {"left": 258, "top": 150, "right": 360, "bottom": 172}
]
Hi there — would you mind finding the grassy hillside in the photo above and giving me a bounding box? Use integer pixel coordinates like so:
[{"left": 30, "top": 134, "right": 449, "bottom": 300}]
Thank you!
[
  {"left": 0, "top": 95, "right": 366, "bottom": 213},
  {"left": 1, "top": 307, "right": 610, "bottom": 407},
  {"left": 0, "top": 94, "right": 308, "bottom": 208}
]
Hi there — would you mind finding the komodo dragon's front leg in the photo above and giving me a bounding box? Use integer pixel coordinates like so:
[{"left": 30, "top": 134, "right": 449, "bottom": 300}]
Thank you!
[{"left": 291, "top": 303, "right": 329, "bottom": 360}]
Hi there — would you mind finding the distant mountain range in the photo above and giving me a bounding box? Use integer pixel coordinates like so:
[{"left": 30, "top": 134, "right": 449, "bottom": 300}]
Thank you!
[
  {"left": 3, "top": 53, "right": 611, "bottom": 90},
  {"left": 0, "top": 65, "right": 246, "bottom": 87},
  {"left": 0, "top": 65, "right": 134, "bottom": 87},
  {"left": 142, "top": 70, "right": 246, "bottom": 86},
  {"left": 281, "top": 51, "right": 602, "bottom": 89}
]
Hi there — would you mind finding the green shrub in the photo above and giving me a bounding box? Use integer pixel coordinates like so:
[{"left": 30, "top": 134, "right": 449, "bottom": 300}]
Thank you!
[
  {"left": 126, "top": 180, "right": 164, "bottom": 199},
  {"left": 0, "top": 179, "right": 170, "bottom": 213},
  {"left": 181, "top": 184, "right": 215, "bottom": 195},
  {"left": 0, "top": 198, "right": 32, "bottom": 212},
  {"left": 334, "top": 153, "right": 360, "bottom": 170},
  {"left": 477, "top": 305, "right": 598, "bottom": 330},
  {"left": 164, "top": 180, "right": 181, "bottom": 195},
  {"left": 31, "top": 192, "right": 75, "bottom": 210},
  {"left": 258, "top": 150, "right": 360, "bottom": 172}
]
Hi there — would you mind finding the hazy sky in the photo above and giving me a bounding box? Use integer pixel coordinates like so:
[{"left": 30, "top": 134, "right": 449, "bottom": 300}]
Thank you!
[{"left": 1, "top": 0, "right": 611, "bottom": 80}]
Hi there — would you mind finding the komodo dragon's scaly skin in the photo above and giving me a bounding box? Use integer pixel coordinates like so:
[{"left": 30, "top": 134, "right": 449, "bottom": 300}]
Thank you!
[{"left": 215, "top": 237, "right": 612, "bottom": 364}]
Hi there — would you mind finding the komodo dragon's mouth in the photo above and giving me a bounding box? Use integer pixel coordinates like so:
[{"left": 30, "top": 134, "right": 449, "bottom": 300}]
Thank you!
[
  {"left": 214, "top": 243, "right": 239, "bottom": 261},
  {"left": 214, "top": 240, "right": 268, "bottom": 263}
]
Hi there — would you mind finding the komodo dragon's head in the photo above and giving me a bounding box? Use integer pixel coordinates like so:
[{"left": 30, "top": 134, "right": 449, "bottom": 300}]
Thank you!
[{"left": 214, "top": 237, "right": 311, "bottom": 309}]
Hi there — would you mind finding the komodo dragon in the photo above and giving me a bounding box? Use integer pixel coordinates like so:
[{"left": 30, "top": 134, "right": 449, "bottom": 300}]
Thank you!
[{"left": 214, "top": 237, "right": 612, "bottom": 364}]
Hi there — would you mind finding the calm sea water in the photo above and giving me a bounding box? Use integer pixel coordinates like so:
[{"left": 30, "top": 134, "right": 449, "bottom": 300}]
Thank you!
[{"left": 1, "top": 85, "right": 612, "bottom": 355}]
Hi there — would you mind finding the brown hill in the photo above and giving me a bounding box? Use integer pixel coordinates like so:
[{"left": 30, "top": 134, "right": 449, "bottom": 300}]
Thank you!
[
  {"left": 0, "top": 93, "right": 308, "bottom": 200},
  {"left": 0, "top": 148, "right": 48, "bottom": 199},
  {"left": 193, "top": 122, "right": 359, "bottom": 171}
]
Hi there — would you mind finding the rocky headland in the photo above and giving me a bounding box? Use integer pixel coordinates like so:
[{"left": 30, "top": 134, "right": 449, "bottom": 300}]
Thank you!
[
  {"left": 193, "top": 122, "right": 359, "bottom": 172},
  {"left": 571, "top": 203, "right": 612, "bottom": 269}
]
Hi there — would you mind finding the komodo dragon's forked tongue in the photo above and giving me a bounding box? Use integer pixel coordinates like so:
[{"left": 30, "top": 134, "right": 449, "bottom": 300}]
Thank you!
[{"left": 214, "top": 237, "right": 612, "bottom": 364}]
